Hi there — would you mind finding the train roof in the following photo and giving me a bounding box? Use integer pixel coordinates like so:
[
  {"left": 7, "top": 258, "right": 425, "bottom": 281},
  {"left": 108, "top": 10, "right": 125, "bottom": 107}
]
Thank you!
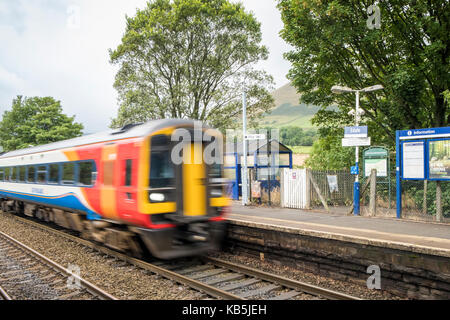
[{"left": 0, "top": 118, "right": 199, "bottom": 159}]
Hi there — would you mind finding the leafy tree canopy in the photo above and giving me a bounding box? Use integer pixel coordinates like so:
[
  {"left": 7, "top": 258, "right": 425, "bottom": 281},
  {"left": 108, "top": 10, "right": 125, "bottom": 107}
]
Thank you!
[
  {"left": 0, "top": 96, "right": 84, "bottom": 152},
  {"left": 110, "top": 0, "right": 275, "bottom": 131},
  {"left": 279, "top": 126, "right": 317, "bottom": 146},
  {"left": 304, "top": 129, "right": 354, "bottom": 170},
  {"left": 278, "top": 0, "right": 449, "bottom": 149}
]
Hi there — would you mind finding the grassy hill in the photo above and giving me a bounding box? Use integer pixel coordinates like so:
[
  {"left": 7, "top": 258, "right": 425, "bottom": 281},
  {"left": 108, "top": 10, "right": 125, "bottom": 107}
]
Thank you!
[{"left": 260, "top": 83, "right": 320, "bottom": 129}]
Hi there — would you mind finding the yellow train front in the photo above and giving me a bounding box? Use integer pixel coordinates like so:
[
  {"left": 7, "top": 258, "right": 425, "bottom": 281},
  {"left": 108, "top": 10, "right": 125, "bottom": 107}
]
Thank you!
[{"left": 136, "top": 121, "right": 229, "bottom": 259}]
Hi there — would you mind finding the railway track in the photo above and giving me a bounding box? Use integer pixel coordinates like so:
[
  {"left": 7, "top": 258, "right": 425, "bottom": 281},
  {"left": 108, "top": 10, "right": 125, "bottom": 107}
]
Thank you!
[
  {"left": 0, "top": 285, "right": 12, "bottom": 300},
  {"left": 0, "top": 229, "right": 117, "bottom": 300},
  {"left": 1, "top": 212, "right": 360, "bottom": 300}
]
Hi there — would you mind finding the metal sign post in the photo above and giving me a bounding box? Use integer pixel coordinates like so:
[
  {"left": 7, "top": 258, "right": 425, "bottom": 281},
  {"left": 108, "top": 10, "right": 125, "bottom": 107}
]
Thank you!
[
  {"left": 342, "top": 123, "right": 371, "bottom": 215},
  {"left": 332, "top": 84, "right": 383, "bottom": 216},
  {"left": 242, "top": 89, "right": 248, "bottom": 205}
]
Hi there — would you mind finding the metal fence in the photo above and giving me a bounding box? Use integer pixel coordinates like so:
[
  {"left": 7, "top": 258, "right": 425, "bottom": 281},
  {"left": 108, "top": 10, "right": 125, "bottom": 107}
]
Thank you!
[
  {"left": 240, "top": 167, "right": 449, "bottom": 222},
  {"left": 309, "top": 170, "right": 354, "bottom": 207}
]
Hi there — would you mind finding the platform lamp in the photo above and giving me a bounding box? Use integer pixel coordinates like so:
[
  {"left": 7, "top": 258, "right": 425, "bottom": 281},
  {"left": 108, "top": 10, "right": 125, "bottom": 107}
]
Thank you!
[{"left": 331, "top": 84, "right": 384, "bottom": 215}]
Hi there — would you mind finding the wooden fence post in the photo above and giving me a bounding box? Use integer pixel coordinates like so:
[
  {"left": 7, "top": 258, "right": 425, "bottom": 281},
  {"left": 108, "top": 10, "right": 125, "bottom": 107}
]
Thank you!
[
  {"left": 436, "top": 181, "right": 442, "bottom": 222},
  {"left": 309, "top": 172, "right": 329, "bottom": 212},
  {"left": 369, "top": 169, "right": 377, "bottom": 215},
  {"left": 423, "top": 180, "right": 427, "bottom": 215}
]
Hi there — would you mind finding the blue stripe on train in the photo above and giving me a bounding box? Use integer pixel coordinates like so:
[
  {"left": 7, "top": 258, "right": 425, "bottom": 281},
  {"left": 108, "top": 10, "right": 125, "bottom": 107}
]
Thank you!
[{"left": 0, "top": 189, "right": 102, "bottom": 220}]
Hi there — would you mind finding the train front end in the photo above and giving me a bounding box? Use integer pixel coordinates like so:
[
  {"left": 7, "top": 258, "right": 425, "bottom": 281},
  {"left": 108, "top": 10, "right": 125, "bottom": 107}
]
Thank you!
[{"left": 136, "top": 122, "right": 229, "bottom": 259}]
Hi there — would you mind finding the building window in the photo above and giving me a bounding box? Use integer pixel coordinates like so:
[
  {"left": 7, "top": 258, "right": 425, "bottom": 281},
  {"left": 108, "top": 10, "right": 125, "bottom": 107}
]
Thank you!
[
  {"left": 37, "top": 165, "right": 47, "bottom": 183},
  {"left": 62, "top": 163, "right": 75, "bottom": 185},
  {"left": 48, "top": 164, "right": 59, "bottom": 184},
  {"left": 0, "top": 168, "right": 3, "bottom": 181},
  {"left": 78, "top": 161, "right": 94, "bottom": 186},
  {"left": 125, "top": 159, "right": 132, "bottom": 186},
  {"left": 28, "top": 166, "right": 36, "bottom": 183}
]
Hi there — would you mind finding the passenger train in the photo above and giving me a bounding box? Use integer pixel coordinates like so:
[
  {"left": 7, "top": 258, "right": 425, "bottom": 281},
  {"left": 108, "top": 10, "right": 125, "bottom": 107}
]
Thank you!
[{"left": 0, "top": 119, "right": 229, "bottom": 259}]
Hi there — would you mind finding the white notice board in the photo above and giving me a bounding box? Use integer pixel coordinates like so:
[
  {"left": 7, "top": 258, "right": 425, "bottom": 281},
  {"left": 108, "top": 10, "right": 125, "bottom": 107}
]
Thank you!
[
  {"left": 364, "top": 159, "right": 387, "bottom": 177},
  {"left": 402, "top": 141, "right": 425, "bottom": 179}
]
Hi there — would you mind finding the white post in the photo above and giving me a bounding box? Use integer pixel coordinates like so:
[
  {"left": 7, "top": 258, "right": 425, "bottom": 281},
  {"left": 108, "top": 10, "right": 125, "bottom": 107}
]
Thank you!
[{"left": 242, "top": 88, "right": 248, "bottom": 205}]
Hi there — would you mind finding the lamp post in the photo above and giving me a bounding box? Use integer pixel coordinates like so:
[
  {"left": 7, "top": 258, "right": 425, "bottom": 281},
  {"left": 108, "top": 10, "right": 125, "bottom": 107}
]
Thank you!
[
  {"left": 331, "top": 84, "right": 383, "bottom": 215},
  {"left": 242, "top": 87, "right": 248, "bottom": 205}
]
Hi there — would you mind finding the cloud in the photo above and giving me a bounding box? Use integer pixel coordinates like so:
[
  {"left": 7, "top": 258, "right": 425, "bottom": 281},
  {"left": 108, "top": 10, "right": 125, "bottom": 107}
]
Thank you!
[{"left": 0, "top": 0, "right": 292, "bottom": 133}]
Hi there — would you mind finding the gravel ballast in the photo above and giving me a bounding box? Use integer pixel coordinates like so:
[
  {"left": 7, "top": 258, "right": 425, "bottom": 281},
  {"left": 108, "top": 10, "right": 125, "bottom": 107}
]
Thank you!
[
  {"left": 0, "top": 212, "right": 203, "bottom": 300},
  {"left": 0, "top": 211, "right": 404, "bottom": 300},
  {"left": 210, "top": 251, "right": 405, "bottom": 300}
]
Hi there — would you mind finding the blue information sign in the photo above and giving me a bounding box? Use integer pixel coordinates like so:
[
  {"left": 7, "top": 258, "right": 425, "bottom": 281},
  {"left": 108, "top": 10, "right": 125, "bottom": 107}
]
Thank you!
[
  {"left": 344, "top": 126, "right": 368, "bottom": 138},
  {"left": 396, "top": 126, "right": 450, "bottom": 218}
]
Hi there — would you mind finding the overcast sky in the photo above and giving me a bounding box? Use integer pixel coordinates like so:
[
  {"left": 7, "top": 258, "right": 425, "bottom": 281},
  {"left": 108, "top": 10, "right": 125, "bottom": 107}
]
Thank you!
[{"left": 0, "top": 0, "right": 293, "bottom": 133}]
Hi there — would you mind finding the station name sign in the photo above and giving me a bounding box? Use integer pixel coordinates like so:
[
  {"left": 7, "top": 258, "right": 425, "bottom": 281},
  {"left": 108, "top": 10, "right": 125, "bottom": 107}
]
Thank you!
[{"left": 344, "top": 126, "right": 368, "bottom": 138}]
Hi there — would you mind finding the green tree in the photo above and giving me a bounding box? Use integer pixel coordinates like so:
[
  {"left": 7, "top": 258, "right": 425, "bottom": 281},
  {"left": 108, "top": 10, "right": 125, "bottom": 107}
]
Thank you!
[
  {"left": 304, "top": 129, "right": 354, "bottom": 170},
  {"left": 0, "top": 96, "right": 83, "bottom": 152},
  {"left": 278, "top": 0, "right": 449, "bottom": 147},
  {"left": 279, "top": 126, "right": 317, "bottom": 146},
  {"left": 110, "top": 0, "right": 274, "bottom": 130}
]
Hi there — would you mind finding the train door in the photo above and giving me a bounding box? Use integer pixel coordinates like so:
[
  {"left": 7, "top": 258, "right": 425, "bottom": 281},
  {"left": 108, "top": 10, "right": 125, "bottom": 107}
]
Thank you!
[
  {"left": 100, "top": 144, "right": 118, "bottom": 220},
  {"left": 182, "top": 142, "right": 207, "bottom": 217},
  {"left": 116, "top": 142, "right": 139, "bottom": 222}
]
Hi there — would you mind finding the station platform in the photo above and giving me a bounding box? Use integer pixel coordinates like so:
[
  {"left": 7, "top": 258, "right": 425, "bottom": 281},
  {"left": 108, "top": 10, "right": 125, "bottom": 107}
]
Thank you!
[{"left": 227, "top": 202, "right": 450, "bottom": 257}]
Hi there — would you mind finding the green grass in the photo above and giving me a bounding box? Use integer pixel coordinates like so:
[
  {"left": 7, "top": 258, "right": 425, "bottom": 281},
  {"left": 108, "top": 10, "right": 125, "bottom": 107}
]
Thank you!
[
  {"left": 260, "top": 103, "right": 319, "bottom": 129},
  {"left": 287, "top": 145, "right": 313, "bottom": 154}
]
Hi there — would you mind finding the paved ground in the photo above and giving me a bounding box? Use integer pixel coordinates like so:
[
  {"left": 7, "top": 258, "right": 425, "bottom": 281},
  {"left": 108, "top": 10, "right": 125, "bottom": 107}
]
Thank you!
[{"left": 228, "top": 202, "right": 450, "bottom": 252}]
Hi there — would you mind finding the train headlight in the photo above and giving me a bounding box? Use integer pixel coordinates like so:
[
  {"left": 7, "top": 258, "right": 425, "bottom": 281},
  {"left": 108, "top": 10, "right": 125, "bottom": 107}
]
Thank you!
[
  {"left": 149, "top": 193, "right": 165, "bottom": 202},
  {"left": 210, "top": 189, "right": 222, "bottom": 198}
]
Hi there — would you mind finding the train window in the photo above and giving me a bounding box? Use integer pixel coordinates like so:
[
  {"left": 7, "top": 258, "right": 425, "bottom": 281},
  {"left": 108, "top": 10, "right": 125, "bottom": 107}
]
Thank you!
[
  {"left": 124, "top": 159, "right": 132, "bottom": 186},
  {"left": 48, "top": 164, "right": 59, "bottom": 184},
  {"left": 19, "top": 166, "right": 26, "bottom": 182},
  {"left": 37, "top": 165, "right": 47, "bottom": 183},
  {"left": 61, "top": 163, "right": 75, "bottom": 185},
  {"left": 149, "top": 151, "right": 174, "bottom": 188},
  {"left": 4, "top": 167, "right": 10, "bottom": 182},
  {"left": 78, "top": 161, "right": 93, "bottom": 186},
  {"left": 103, "top": 161, "right": 114, "bottom": 186},
  {"left": 209, "top": 163, "right": 222, "bottom": 178},
  {"left": 11, "top": 167, "right": 17, "bottom": 182},
  {"left": 0, "top": 168, "right": 3, "bottom": 181},
  {"left": 27, "top": 166, "right": 36, "bottom": 183}
]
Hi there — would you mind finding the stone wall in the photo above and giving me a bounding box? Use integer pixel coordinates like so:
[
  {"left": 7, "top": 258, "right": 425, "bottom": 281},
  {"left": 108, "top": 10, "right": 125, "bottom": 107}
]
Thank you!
[{"left": 225, "top": 221, "right": 450, "bottom": 299}]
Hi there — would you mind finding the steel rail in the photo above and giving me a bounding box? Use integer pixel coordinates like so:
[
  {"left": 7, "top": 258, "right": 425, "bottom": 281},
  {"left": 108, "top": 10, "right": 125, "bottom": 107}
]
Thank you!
[
  {"left": 3, "top": 212, "right": 360, "bottom": 300},
  {"left": 203, "top": 257, "right": 361, "bottom": 300},
  {"left": 0, "top": 286, "right": 12, "bottom": 300},
  {"left": 0, "top": 230, "right": 117, "bottom": 300}
]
